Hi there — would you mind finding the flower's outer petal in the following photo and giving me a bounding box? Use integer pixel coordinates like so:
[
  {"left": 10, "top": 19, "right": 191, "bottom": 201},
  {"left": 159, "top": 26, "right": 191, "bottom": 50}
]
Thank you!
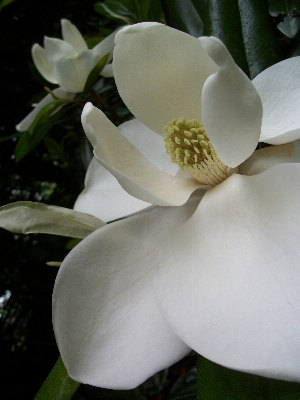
[
  {"left": 239, "top": 140, "right": 300, "bottom": 176},
  {"left": 100, "top": 63, "right": 113, "bottom": 77},
  {"left": 53, "top": 194, "right": 204, "bottom": 389},
  {"left": 32, "top": 44, "right": 58, "bottom": 84},
  {"left": 92, "top": 28, "right": 119, "bottom": 63},
  {"left": 113, "top": 23, "right": 217, "bottom": 136},
  {"left": 61, "top": 19, "right": 87, "bottom": 53},
  {"left": 82, "top": 103, "right": 202, "bottom": 206},
  {"left": 119, "top": 119, "right": 179, "bottom": 176},
  {"left": 252, "top": 57, "right": 300, "bottom": 144},
  {"left": 16, "top": 88, "right": 75, "bottom": 132},
  {"left": 54, "top": 50, "right": 99, "bottom": 92},
  {"left": 73, "top": 158, "right": 152, "bottom": 222},
  {"left": 199, "top": 36, "right": 263, "bottom": 167},
  {"left": 155, "top": 164, "right": 300, "bottom": 382},
  {"left": 44, "top": 37, "right": 78, "bottom": 69}
]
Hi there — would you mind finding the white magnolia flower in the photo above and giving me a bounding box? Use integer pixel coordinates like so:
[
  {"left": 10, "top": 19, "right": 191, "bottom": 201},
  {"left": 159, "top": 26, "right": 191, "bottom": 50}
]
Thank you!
[
  {"left": 32, "top": 19, "right": 116, "bottom": 93},
  {"left": 53, "top": 23, "right": 300, "bottom": 389},
  {"left": 17, "top": 20, "right": 117, "bottom": 132}
]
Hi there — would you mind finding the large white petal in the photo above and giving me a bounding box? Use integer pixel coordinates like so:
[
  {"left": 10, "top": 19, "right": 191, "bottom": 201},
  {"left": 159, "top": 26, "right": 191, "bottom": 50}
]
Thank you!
[
  {"left": 113, "top": 23, "right": 217, "bottom": 136},
  {"left": 44, "top": 37, "right": 78, "bottom": 69},
  {"left": 252, "top": 57, "right": 300, "bottom": 144},
  {"left": 199, "top": 36, "right": 263, "bottom": 167},
  {"left": 73, "top": 158, "right": 152, "bottom": 222},
  {"left": 239, "top": 140, "right": 300, "bottom": 176},
  {"left": 32, "top": 44, "right": 58, "bottom": 84},
  {"left": 53, "top": 195, "right": 204, "bottom": 389},
  {"left": 155, "top": 165, "right": 300, "bottom": 382},
  {"left": 61, "top": 19, "right": 87, "bottom": 53},
  {"left": 16, "top": 88, "right": 75, "bottom": 132},
  {"left": 82, "top": 103, "right": 202, "bottom": 206},
  {"left": 54, "top": 50, "right": 99, "bottom": 92}
]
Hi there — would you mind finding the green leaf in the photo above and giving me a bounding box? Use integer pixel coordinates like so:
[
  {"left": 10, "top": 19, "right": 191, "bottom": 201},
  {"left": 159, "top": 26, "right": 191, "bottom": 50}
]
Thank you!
[
  {"left": 0, "top": 131, "right": 22, "bottom": 143},
  {"left": 162, "top": 0, "right": 281, "bottom": 78},
  {"left": 0, "top": 201, "right": 105, "bottom": 239},
  {"left": 15, "top": 106, "right": 68, "bottom": 162},
  {"left": 269, "top": 0, "right": 300, "bottom": 38},
  {"left": 169, "top": 367, "right": 197, "bottom": 400},
  {"left": 27, "top": 99, "right": 67, "bottom": 135},
  {"left": 94, "top": 0, "right": 137, "bottom": 24},
  {"left": 84, "top": 53, "right": 109, "bottom": 92},
  {"left": 197, "top": 355, "right": 300, "bottom": 400},
  {"left": 34, "top": 357, "right": 79, "bottom": 400},
  {"left": 0, "top": 0, "right": 15, "bottom": 11},
  {"left": 161, "top": 0, "right": 204, "bottom": 37}
]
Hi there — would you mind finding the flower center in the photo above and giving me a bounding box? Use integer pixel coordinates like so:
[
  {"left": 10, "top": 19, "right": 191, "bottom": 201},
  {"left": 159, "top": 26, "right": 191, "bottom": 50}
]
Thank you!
[{"left": 164, "top": 118, "right": 231, "bottom": 186}]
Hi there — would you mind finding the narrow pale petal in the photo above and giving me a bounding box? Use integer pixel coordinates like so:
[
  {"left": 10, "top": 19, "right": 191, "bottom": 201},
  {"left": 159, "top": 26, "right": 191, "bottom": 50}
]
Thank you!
[
  {"left": 239, "top": 140, "right": 300, "bottom": 176},
  {"left": 199, "top": 36, "right": 263, "bottom": 167},
  {"left": 73, "top": 158, "right": 152, "bottom": 222},
  {"left": 53, "top": 197, "right": 204, "bottom": 388},
  {"left": 61, "top": 19, "right": 87, "bottom": 53},
  {"left": 92, "top": 28, "right": 119, "bottom": 63},
  {"left": 54, "top": 50, "right": 100, "bottom": 92},
  {"left": 16, "top": 88, "right": 75, "bottom": 132},
  {"left": 100, "top": 63, "right": 113, "bottom": 77},
  {"left": 113, "top": 23, "right": 217, "bottom": 136},
  {"left": 155, "top": 165, "right": 300, "bottom": 382},
  {"left": 32, "top": 43, "right": 58, "bottom": 84},
  {"left": 252, "top": 57, "right": 300, "bottom": 144},
  {"left": 44, "top": 37, "right": 78, "bottom": 69},
  {"left": 82, "top": 103, "right": 202, "bottom": 206}
]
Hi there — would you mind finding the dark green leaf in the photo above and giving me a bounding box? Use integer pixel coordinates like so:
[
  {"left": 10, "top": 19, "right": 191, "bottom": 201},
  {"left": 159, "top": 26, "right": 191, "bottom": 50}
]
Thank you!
[
  {"left": 0, "top": 0, "right": 15, "bottom": 11},
  {"left": 237, "top": 0, "right": 281, "bottom": 78},
  {"left": 94, "top": 0, "right": 137, "bottom": 24},
  {"left": 134, "top": 0, "right": 151, "bottom": 21},
  {"left": 15, "top": 106, "right": 68, "bottom": 163},
  {"left": 0, "top": 131, "right": 22, "bottom": 143},
  {"left": 169, "top": 367, "right": 197, "bottom": 400},
  {"left": 193, "top": 0, "right": 280, "bottom": 78},
  {"left": 269, "top": 0, "right": 300, "bottom": 38},
  {"left": 192, "top": 0, "right": 249, "bottom": 74},
  {"left": 84, "top": 53, "right": 109, "bottom": 92},
  {"left": 27, "top": 99, "right": 67, "bottom": 135},
  {"left": 197, "top": 355, "right": 300, "bottom": 400},
  {"left": 161, "top": 0, "right": 204, "bottom": 37},
  {"left": 34, "top": 357, "right": 79, "bottom": 400}
]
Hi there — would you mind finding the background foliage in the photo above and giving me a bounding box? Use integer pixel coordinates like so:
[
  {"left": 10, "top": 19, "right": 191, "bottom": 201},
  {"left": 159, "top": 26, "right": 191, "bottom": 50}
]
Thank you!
[{"left": 1, "top": 0, "right": 300, "bottom": 399}]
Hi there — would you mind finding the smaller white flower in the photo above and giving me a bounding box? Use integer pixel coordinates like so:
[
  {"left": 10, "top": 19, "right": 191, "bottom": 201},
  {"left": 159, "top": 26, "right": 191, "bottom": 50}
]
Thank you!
[{"left": 32, "top": 19, "right": 116, "bottom": 93}]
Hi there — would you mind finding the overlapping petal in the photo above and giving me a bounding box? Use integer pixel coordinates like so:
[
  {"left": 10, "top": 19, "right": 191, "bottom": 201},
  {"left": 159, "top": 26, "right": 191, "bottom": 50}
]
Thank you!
[
  {"left": 113, "top": 23, "right": 217, "bottom": 136},
  {"left": 73, "top": 158, "right": 152, "bottom": 222},
  {"left": 252, "top": 57, "right": 300, "bottom": 144},
  {"left": 199, "top": 37, "right": 263, "bottom": 167},
  {"left": 53, "top": 194, "right": 204, "bottom": 389},
  {"left": 54, "top": 50, "right": 100, "bottom": 92},
  {"left": 154, "top": 164, "right": 300, "bottom": 382},
  {"left": 239, "top": 140, "right": 300, "bottom": 176},
  {"left": 44, "top": 37, "right": 77, "bottom": 68},
  {"left": 82, "top": 103, "right": 203, "bottom": 206}
]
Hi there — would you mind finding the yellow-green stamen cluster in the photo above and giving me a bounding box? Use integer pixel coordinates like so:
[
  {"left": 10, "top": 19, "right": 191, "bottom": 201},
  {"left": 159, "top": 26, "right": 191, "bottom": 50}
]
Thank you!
[{"left": 164, "top": 118, "right": 229, "bottom": 186}]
